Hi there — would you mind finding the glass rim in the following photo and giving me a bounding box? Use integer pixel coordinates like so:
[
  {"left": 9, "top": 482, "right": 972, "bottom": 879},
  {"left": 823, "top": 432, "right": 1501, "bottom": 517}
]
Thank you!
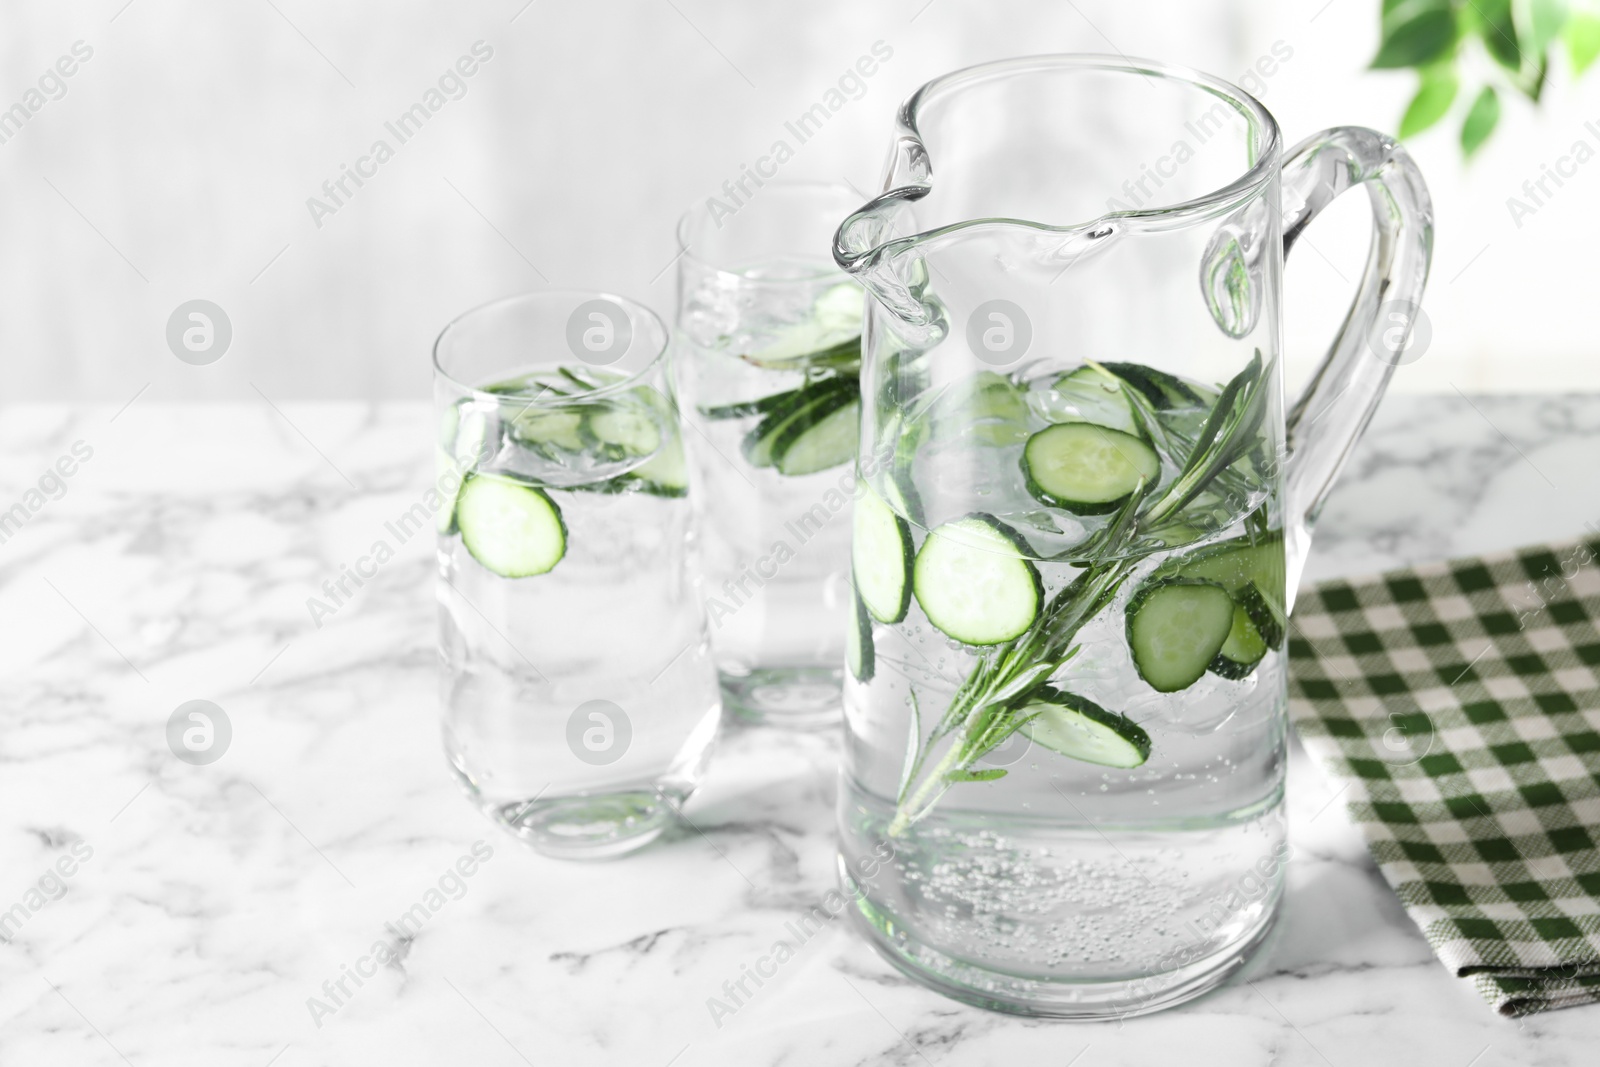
[
  {"left": 431, "top": 289, "right": 669, "bottom": 407},
  {"left": 675, "top": 179, "right": 864, "bottom": 284},
  {"left": 836, "top": 54, "right": 1283, "bottom": 268}
]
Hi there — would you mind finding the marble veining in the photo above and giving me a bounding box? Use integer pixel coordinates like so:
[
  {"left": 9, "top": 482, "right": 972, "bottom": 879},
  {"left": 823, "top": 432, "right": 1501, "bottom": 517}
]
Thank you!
[{"left": 1, "top": 395, "right": 1598, "bottom": 1066}]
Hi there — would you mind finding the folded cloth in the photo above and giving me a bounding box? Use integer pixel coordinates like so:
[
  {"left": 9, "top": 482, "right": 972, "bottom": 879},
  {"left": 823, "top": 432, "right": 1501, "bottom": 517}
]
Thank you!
[{"left": 1288, "top": 533, "right": 1600, "bottom": 1016}]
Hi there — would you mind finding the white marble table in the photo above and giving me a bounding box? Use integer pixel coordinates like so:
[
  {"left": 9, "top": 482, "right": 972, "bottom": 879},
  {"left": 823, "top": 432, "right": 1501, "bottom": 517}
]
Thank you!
[{"left": 2, "top": 395, "right": 1599, "bottom": 1066}]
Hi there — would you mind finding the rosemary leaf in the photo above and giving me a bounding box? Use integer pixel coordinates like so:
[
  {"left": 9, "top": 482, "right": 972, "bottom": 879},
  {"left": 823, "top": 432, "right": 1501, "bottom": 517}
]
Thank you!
[{"left": 896, "top": 689, "right": 923, "bottom": 805}]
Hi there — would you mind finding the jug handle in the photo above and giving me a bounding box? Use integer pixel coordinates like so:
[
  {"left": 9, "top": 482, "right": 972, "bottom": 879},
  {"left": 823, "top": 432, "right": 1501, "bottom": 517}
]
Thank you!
[{"left": 1278, "top": 127, "right": 1433, "bottom": 606}]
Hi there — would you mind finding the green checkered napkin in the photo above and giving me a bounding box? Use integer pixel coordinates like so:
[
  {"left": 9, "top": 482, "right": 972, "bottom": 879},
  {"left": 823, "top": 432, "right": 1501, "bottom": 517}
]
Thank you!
[{"left": 1288, "top": 533, "right": 1600, "bottom": 1016}]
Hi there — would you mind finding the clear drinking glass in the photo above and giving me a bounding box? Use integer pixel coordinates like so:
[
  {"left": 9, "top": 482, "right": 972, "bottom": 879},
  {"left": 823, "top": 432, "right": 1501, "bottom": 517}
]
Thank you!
[
  {"left": 832, "top": 56, "right": 1431, "bottom": 1015},
  {"left": 434, "top": 291, "right": 722, "bottom": 859},
  {"left": 675, "top": 183, "right": 866, "bottom": 727}
]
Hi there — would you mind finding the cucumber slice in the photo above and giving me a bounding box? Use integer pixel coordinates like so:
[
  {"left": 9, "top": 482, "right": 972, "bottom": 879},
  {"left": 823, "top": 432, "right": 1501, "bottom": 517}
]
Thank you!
[
  {"left": 456, "top": 474, "right": 567, "bottom": 578},
  {"left": 883, "top": 470, "right": 926, "bottom": 529},
  {"left": 587, "top": 405, "right": 661, "bottom": 458},
  {"left": 1100, "top": 362, "right": 1210, "bottom": 409},
  {"left": 699, "top": 390, "right": 799, "bottom": 421},
  {"left": 1019, "top": 687, "right": 1151, "bottom": 769},
  {"left": 913, "top": 515, "right": 1041, "bottom": 646},
  {"left": 435, "top": 446, "right": 462, "bottom": 535},
  {"left": 1236, "top": 581, "right": 1284, "bottom": 650},
  {"left": 1049, "top": 365, "right": 1139, "bottom": 435},
  {"left": 774, "top": 395, "right": 858, "bottom": 476},
  {"left": 741, "top": 377, "right": 854, "bottom": 468},
  {"left": 853, "top": 487, "right": 913, "bottom": 623},
  {"left": 847, "top": 590, "right": 875, "bottom": 682},
  {"left": 742, "top": 334, "right": 861, "bottom": 372},
  {"left": 1165, "top": 533, "right": 1287, "bottom": 642},
  {"left": 438, "top": 402, "right": 461, "bottom": 449},
  {"left": 813, "top": 281, "right": 866, "bottom": 332},
  {"left": 1126, "top": 579, "right": 1236, "bottom": 693},
  {"left": 510, "top": 409, "right": 585, "bottom": 453},
  {"left": 943, "top": 371, "right": 1025, "bottom": 417},
  {"left": 741, "top": 403, "right": 802, "bottom": 468},
  {"left": 624, "top": 435, "right": 690, "bottom": 497},
  {"left": 742, "top": 283, "right": 863, "bottom": 368},
  {"left": 1022, "top": 423, "right": 1161, "bottom": 514},
  {"left": 1209, "top": 601, "right": 1268, "bottom": 680},
  {"left": 1170, "top": 534, "right": 1285, "bottom": 598},
  {"left": 875, "top": 413, "right": 929, "bottom": 527},
  {"left": 441, "top": 402, "right": 493, "bottom": 466},
  {"left": 928, "top": 371, "right": 1030, "bottom": 447}
]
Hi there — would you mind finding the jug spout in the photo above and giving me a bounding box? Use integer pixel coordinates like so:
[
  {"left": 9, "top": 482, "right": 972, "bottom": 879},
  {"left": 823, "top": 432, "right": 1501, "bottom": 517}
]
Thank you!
[{"left": 833, "top": 188, "right": 941, "bottom": 340}]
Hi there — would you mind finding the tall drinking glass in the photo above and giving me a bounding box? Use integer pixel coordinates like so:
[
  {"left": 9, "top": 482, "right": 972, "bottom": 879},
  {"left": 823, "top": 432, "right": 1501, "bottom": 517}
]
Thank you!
[
  {"left": 434, "top": 291, "right": 722, "bottom": 859},
  {"left": 675, "top": 183, "right": 866, "bottom": 727},
  {"left": 832, "top": 56, "right": 1431, "bottom": 1015}
]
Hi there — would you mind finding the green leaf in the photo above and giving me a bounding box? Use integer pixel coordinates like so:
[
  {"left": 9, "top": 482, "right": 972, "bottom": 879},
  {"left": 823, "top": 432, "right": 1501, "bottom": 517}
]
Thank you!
[
  {"left": 1526, "top": 0, "right": 1570, "bottom": 54},
  {"left": 1460, "top": 85, "right": 1502, "bottom": 157},
  {"left": 1473, "top": 0, "right": 1524, "bottom": 70},
  {"left": 955, "top": 768, "right": 1008, "bottom": 782},
  {"left": 1399, "top": 63, "right": 1460, "bottom": 136},
  {"left": 1373, "top": 1, "right": 1460, "bottom": 68},
  {"left": 1565, "top": 11, "right": 1600, "bottom": 73},
  {"left": 1521, "top": 52, "right": 1550, "bottom": 101}
]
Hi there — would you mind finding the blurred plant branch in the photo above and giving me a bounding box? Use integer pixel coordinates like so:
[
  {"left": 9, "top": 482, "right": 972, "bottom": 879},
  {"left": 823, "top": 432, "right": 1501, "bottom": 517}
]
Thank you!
[{"left": 1373, "top": 0, "right": 1600, "bottom": 156}]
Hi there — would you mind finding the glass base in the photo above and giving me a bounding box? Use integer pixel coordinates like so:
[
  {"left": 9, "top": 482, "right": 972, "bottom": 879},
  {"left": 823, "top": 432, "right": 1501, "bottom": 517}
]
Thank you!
[
  {"left": 720, "top": 667, "right": 842, "bottom": 729},
  {"left": 457, "top": 774, "right": 683, "bottom": 860},
  {"left": 842, "top": 853, "right": 1279, "bottom": 1019}
]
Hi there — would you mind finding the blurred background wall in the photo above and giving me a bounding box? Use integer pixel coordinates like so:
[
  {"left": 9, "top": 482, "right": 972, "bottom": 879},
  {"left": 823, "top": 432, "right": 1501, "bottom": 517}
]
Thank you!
[{"left": 1, "top": 0, "right": 1594, "bottom": 401}]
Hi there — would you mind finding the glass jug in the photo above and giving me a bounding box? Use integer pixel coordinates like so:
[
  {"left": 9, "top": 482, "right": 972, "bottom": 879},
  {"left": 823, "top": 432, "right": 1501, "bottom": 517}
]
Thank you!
[{"left": 832, "top": 55, "right": 1431, "bottom": 1017}]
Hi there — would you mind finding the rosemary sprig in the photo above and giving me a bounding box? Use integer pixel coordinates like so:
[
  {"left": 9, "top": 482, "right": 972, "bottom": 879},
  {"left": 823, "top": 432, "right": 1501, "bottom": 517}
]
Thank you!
[
  {"left": 886, "top": 351, "right": 1275, "bottom": 836},
  {"left": 888, "top": 484, "right": 1145, "bottom": 833}
]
